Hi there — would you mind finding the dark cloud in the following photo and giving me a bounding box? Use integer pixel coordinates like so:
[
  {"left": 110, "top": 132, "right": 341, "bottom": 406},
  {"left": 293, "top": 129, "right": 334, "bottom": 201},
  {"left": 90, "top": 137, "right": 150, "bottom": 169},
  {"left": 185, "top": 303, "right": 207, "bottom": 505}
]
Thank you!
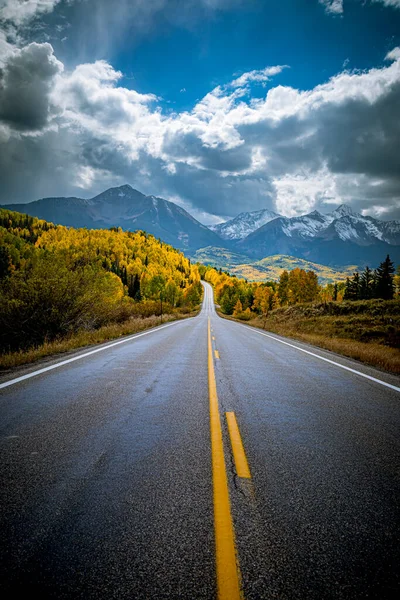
[
  {"left": 315, "top": 81, "right": 400, "bottom": 178},
  {"left": 162, "top": 130, "right": 253, "bottom": 173},
  {"left": 0, "top": 42, "right": 62, "bottom": 131}
]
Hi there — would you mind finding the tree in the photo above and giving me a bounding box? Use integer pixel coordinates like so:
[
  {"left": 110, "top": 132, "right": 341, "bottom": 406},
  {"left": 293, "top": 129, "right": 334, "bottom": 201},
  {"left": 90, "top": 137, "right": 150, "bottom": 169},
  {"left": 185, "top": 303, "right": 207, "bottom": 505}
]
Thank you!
[
  {"left": 0, "top": 246, "right": 12, "bottom": 280},
  {"left": 150, "top": 275, "right": 166, "bottom": 321},
  {"left": 374, "top": 255, "right": 395, "bottom": 300},
  {"left": 344, "top": 272, "right": 360, "bottom": 300},
  {"left": 278, "top": 270, "right": 289, "bottom": 305},
  {"left": 128, "top": 274, "right": 141, "bottom": 301},
  {"left": 254, "top": 285, "right": 274, "bottom": 328},
  {"left": 359, "top": 266, "right": 374, "bottom": 299},
  {"left": 233, "top": 299, "right": 243, "bottom": 317}
]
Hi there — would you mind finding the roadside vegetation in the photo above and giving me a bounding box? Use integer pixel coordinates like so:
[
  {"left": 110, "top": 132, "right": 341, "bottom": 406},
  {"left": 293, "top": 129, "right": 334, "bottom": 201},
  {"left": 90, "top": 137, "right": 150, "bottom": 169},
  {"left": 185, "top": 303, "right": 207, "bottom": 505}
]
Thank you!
[
  {"left": 0, "top": 209, "right": 202, "bottom": 369},
  {"left": 200, "top": 258, "right": 400, "bottom": 374}
]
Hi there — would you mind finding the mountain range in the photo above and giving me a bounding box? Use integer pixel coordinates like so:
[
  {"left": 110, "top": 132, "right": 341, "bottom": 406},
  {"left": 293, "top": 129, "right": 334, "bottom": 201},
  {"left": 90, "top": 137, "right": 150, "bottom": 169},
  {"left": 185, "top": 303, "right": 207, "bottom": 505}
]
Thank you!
[
  {"left": 2, "top": 184, "right": 400, "bottom": 269},
  {"left": 2, "top": 185, "right": 221, "bottom": 251}
]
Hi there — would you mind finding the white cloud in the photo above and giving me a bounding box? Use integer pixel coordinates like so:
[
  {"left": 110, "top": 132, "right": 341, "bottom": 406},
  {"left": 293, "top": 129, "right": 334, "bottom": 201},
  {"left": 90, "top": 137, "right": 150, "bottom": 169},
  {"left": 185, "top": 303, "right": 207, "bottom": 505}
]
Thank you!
[
  {"left": 0, "top": 0, "right": 64, "bottom": 26},
  {"left": 2, "top": 42, "right": 400, "bottom": 219},
  {"left": 372, "top": 0, "right": 400, "bottom": 8},
  {"left": 230, "top": 65, "right": 288, "bottom": 88},
  {"left": 273, "top": 168, "right": 341, "bottom": 216},
  {"left": 319, "top": 0, "right": 344, "bottom": 14},
  {"left": 320, "top": 0, "right": 400, "bottom": 15}
]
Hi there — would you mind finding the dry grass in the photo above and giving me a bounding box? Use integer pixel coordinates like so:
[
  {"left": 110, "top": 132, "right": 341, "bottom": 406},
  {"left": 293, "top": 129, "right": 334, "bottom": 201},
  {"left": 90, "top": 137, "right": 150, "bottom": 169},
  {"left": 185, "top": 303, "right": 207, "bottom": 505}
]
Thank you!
[
  {"left": 0, "top": 312, "right": 196, "bottom": 371},
  {"left": 219, "top": 300, "right": 400, "bottom": 374}
]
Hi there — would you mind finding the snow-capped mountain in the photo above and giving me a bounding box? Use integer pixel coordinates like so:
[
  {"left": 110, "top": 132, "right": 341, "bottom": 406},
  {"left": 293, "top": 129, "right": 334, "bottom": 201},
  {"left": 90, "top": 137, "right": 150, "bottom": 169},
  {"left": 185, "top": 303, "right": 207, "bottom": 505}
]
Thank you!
[
  {"left": 209, "top": 208, "right": 281, "bottom": 240},
  {"left": 237, "top": 204, "right": 400, "bottom": 266},
  {"left": 1, "top": 184, "right": 223, "bottom": 252},
  {"left": 3, "top": 190, "right": 400, "bottom": 267}
]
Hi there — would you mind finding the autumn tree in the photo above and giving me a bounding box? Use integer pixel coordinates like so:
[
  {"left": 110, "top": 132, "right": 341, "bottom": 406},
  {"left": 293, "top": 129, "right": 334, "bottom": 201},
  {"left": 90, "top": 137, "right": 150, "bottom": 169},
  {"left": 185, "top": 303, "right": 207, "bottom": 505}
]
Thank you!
[
  {"left": 278, "top": 270, "right": 289, "bottom": 305},
  {"left": 233, "top": 299, "right": 243, "bottom": 317}
]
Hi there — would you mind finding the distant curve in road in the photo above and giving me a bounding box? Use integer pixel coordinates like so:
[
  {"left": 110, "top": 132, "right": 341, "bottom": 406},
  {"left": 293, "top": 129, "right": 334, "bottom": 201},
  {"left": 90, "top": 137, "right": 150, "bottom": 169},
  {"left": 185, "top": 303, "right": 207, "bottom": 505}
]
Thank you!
[{"left": 1, "top": 282, "right": 399, "bottom": 599}]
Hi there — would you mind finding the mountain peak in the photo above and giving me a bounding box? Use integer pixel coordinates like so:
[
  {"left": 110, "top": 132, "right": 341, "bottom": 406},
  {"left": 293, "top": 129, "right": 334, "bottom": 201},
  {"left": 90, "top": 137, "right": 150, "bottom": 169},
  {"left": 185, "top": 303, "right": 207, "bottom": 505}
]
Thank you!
[{"left": 331, "top": 204, "right": 355, "bottom": 218}]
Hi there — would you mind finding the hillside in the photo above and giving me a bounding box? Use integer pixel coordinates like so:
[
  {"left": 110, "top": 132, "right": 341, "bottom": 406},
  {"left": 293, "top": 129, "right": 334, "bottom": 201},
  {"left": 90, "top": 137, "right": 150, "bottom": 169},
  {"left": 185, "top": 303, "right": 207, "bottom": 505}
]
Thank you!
[
  {"left": 1, "top": 185, "right": 223, "bottom": 252},
  {"left": 0, "top": 208, "right": 202, "bottom": 361},
  {"left": 192, "top": 246, "right": 354, "bottom": 284}
]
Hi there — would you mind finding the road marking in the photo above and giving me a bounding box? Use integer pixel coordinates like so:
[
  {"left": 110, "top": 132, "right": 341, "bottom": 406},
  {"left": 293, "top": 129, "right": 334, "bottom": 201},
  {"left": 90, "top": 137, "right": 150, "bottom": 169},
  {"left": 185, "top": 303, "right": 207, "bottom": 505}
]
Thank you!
[
  {"left": 0, "top": 320, "right": 189, "bottom": 391},
  {"left": 208, "top": 318, "right": 242, "bottom": 600},
  {"left": 215, "top": 350, "right": 220, "bottom": 359},
  {"left": 212, "top": 336, "right": 216, "bottom": 341},
  {"left": 226, "top": 412, "right": 251, "bottom": 479},
  {"left": 238, "top": 324, "right": 400, "bottom": 394}
]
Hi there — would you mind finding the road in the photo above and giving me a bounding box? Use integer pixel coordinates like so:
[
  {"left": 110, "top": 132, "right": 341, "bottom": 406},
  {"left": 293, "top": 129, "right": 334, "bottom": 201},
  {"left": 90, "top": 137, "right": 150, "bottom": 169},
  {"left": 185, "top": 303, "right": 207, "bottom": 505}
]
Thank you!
[{"left": 1, "top": 281, "right": 399, "bottom": 599}]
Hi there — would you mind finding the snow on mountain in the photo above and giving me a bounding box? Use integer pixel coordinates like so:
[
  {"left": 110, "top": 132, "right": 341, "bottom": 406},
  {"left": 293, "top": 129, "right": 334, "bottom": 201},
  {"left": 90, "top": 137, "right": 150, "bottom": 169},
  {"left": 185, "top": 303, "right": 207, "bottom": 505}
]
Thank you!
[
  {"left": 324, "top": 205, "right": 400, "bottom": 245},
  {"left": 281, "top": 211, "right": 332, "bottom": 238},
  {"left": 330, "top": 204, "right": 355, "bottom": 219},
  {"left": 209, "top": 208, "right": 281, "bottom": 240}
]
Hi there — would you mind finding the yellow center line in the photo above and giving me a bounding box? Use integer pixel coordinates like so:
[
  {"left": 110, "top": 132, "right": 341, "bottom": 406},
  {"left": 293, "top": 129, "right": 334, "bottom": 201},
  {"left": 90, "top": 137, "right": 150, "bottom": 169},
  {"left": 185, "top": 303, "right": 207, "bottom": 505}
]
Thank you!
[
  {"left": 215, "top": 350, "right": 220, "bottom": 359},
  {"left": 208, "top": 318, "right": 242, "bottom": 600},
  {"left": 226, "top": 413, "right": 251, "bottom": 479}
]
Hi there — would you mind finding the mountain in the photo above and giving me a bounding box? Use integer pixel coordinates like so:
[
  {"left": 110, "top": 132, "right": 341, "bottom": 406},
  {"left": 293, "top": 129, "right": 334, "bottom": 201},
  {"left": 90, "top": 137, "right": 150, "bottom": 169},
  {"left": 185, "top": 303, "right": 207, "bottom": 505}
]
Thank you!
[
  {"left": 209, "top": 208, "right": 281, "bottom": 240},
  {"left": 236, "top": 205, "right": 400, "bottom": 267},
  {"left": 1, "top": 185, "right": 223, "bottom": 252},
  {"left": 190, "top": 246, "right": 355, "bottom": 285}
]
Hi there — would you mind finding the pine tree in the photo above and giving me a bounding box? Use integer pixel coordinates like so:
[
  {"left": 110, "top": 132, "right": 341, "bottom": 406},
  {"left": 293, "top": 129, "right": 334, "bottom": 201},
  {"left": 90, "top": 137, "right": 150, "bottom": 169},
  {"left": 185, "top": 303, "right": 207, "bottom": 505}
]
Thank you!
[
  {"left": 344, "top": 273, "right": 360, "bottom": 300},
  {"left": 359, "top": 266, "right": 374, "bottom": 299},
  {"left": 374, "top": 255, "right": 395, "bottom": 300},
  {"left": 333, "top": 282, "right": 338, "bottom": 301},
  {"left": 128, "top": 274, "right": 142, "bottom": 301}
]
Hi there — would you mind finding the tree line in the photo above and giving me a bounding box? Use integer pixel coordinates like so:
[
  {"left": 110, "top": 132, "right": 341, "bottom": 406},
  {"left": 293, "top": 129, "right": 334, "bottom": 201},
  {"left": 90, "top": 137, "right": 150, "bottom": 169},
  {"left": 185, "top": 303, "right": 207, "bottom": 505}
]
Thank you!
[
  {"left": 200, "top": 254, "right": 398, "bottom": 321},
  {"left": 0, "top": 209, "right": 202, "bottom": 353},
  {"left": 343, "top": 255, "right": 396, "bottom": 301}
]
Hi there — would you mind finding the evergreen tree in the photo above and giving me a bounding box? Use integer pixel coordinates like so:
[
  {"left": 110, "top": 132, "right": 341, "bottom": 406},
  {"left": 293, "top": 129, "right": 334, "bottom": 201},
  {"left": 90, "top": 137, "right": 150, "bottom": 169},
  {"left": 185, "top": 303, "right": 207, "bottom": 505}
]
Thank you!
[
  {"left": 344, "top": 273, "right": 360, "bottom": 300},
  {"left": 128, "top": 274, "right": 142, "bottom": 301},
  {"left": 359, "top": 266, "right": 374, "bottom": 299},
  {"left": 374, "top": 255, "right": 395, "bottom": 300},
  {"left": 333, "top": 282, "right": 338, "bottom": 301}
]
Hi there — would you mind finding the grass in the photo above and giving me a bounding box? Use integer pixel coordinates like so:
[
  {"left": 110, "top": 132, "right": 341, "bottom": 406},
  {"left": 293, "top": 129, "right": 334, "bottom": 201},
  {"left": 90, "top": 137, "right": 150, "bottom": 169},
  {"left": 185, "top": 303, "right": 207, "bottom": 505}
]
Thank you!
[
  {"left": 0, "top": 311, "right": 197, "bottom": 371},
  {"left": 219, "top": 299, "right": 400, "bottom": 374}
]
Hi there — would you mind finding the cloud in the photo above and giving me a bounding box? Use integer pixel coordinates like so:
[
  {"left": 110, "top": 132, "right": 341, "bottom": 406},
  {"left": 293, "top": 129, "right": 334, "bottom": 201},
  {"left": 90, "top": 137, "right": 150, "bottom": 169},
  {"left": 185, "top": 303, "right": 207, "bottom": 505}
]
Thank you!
[
  {"left": 0, "top": 1, "right": 64, "bottom": 26},
  {"left": 319, "top": 0, "right": 343, "bottom": 14},
  {"left": 372, "top": 0, "right": 400, "bottom": 8},
  {"left": 320, "top": 0, "right": 400, "bottom": 15},
  {"left": 0, "top": 42, "right": 63, "bottom": 131},
  {"left": 230, "top": 66, "right": 288, "bottom": 89},
  {"left": 1, "top": 42, "right": 400, "bottom": 221}
]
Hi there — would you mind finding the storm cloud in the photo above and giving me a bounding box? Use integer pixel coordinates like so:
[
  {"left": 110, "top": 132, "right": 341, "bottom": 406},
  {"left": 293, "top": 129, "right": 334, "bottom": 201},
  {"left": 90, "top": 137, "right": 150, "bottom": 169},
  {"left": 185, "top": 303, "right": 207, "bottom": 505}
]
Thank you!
[{"left": 0, "top": 42, "right": 63, "bottom": 131}]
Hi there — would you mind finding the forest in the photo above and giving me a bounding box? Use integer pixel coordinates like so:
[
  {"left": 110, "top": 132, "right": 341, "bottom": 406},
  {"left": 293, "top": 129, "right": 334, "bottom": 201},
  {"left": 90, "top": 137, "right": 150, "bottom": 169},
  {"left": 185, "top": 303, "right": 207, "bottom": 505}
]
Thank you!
[
  {"left": 200, "top": 255, "right": 399, "bottom": 321},
  {"left": 0, "top": 209, "right": 202, "bottom": 356}
]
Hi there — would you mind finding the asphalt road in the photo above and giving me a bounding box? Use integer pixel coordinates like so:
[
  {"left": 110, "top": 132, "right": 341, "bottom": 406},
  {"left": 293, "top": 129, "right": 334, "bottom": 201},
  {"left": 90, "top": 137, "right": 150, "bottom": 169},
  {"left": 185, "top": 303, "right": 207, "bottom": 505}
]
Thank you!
[{"left": 1, "top": 282, "right": 399, "bottom": 599}]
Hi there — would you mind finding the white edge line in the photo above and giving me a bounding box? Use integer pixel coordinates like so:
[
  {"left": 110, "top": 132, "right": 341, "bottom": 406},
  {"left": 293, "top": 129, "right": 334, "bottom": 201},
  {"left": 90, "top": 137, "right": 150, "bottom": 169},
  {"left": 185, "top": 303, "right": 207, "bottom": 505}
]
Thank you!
[
  {"left": 235, "top": 323, "right": 400, "bottom": 394},
  {"left": 0, "top": 319, "right": 190, "bottom": 390}
]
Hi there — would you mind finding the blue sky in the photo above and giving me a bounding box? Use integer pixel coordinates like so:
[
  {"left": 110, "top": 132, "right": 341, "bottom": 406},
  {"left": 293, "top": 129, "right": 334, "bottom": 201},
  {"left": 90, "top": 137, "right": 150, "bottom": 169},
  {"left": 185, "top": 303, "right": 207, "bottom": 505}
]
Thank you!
[{"left": 1, "top": 0, "right": 400, "bottom": 222}]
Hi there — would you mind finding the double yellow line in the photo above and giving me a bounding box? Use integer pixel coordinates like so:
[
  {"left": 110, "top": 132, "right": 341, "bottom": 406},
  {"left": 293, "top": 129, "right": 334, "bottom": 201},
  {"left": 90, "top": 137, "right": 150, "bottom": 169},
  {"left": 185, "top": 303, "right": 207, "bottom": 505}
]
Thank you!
[{"left": 208, "top": 318, "right": 248, "bottom": 600}]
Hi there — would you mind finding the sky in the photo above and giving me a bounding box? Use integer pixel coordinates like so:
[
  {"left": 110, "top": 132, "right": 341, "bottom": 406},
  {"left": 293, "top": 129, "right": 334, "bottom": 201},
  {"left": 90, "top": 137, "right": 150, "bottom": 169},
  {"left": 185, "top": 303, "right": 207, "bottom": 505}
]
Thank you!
[{"left": 1, "top": 0, "right": 400, "bottom": 224}]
